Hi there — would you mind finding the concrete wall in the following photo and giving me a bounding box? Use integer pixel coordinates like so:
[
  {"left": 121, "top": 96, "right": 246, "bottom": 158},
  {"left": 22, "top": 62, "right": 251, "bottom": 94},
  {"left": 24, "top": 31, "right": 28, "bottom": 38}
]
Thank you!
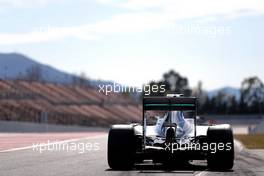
[
  {"left": 0, "top": 120, "right": 107, "bottom": 133},
  {"left": 1, "top": 114, "right": 264, "bottom": 134}
]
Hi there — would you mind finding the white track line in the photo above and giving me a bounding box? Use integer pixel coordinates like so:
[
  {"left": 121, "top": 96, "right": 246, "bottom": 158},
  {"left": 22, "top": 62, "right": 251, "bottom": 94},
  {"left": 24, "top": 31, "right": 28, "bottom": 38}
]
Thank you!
[
  {"left": 234, "top": 139, "right": 244, "bottom": 153},
  {"left": 195, "top": 171, "right": 208, "bottom": 176},
  {"left": 0, "top": 134, "right": 107, "bottom": 153}
]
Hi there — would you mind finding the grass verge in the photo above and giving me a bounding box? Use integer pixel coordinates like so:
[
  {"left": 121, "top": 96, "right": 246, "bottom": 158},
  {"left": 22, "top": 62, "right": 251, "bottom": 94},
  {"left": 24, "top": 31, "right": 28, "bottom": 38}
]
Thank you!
[{"left": 235, "top": 134, "right": 264, "bottom": 149}]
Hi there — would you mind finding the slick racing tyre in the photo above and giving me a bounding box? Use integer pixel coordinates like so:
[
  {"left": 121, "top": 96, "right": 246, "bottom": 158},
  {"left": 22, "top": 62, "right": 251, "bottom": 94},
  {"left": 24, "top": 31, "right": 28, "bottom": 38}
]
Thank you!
[
  {"left": 108, "top": 125, "right": 136, "bottom": 170},
  {"left": 207, "top": 124, "right": 234, "bottom": 170}
]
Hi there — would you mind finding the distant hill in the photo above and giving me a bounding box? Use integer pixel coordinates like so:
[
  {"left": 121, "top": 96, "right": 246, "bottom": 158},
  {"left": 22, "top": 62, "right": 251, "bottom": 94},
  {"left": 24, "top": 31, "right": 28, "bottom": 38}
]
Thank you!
[
  {"left": 0, "top": 53, "right": 75, "bottom": 83},
  {"left": 207, "top": 86, "right": 240, "bottom": 101},
  {"left": 0, "top": 52, "right": 114, "bottom": 87}
]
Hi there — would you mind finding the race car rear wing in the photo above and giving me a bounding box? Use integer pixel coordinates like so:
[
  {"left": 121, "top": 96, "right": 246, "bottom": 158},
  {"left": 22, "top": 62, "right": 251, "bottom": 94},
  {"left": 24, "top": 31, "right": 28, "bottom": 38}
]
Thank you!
[{"left": 143, "top": 97, "right": 197, "bottom": 111}]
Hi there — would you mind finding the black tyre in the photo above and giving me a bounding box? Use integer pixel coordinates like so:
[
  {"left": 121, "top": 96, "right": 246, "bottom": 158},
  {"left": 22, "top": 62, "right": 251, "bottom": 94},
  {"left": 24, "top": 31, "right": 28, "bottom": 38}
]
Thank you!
[
  {"left": 207, "top": 124, "right": 234, "bottom": 170},
  {"left": 107, "top": 125, "right": 136, "bottom": 170}
]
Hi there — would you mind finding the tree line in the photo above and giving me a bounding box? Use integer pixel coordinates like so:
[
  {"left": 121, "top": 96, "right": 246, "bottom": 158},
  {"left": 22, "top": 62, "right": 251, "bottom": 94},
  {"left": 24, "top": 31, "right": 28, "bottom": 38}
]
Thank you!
[{"left": 145, "top": 70, "right": 264, "bottom": 115}]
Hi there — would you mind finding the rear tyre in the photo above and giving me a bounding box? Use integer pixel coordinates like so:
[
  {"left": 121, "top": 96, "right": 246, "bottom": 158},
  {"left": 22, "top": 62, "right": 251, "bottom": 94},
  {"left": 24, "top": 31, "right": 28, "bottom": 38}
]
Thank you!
[
  {"left": 207, "top": 124, "right": 234, "bottom": 170},
  {"left": 108, "top": 125, "right": 136, "bottom": 170}
]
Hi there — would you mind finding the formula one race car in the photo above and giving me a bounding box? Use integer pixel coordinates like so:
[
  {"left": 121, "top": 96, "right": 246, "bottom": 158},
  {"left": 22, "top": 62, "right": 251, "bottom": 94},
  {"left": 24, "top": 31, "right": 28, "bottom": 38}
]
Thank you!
[{"left": 108, "top": 94, "right": 234, "bottom": 170}]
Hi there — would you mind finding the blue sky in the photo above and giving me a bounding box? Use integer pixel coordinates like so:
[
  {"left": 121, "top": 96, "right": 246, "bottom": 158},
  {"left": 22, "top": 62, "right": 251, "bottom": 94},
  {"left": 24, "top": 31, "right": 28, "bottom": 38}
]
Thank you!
[{"left": 0, "top": 0, "right": 264, "bottom": 90}]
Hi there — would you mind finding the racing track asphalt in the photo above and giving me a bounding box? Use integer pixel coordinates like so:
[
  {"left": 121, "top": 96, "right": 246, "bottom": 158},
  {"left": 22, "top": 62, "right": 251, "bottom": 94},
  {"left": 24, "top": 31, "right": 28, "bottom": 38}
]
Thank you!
[{"left": 0, "top": 134, "right": 264, "bottom": 176}]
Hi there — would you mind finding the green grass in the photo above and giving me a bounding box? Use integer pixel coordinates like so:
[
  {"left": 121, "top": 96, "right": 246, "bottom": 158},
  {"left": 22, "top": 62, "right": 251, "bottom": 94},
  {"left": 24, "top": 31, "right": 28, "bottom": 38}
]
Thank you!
[{"left": 235, "top": 134, "right": 264, "bottom": 149}]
